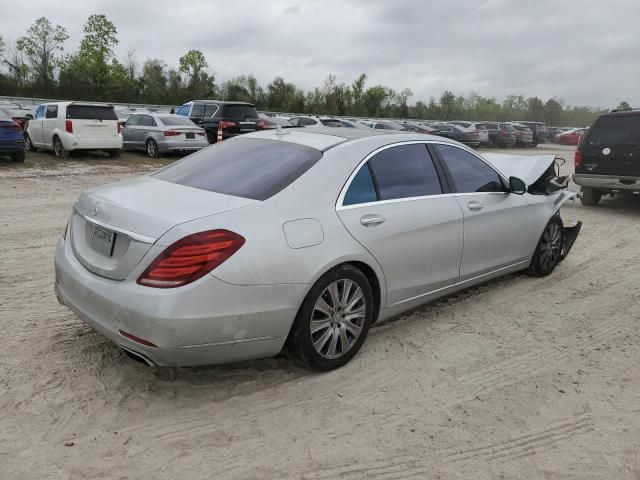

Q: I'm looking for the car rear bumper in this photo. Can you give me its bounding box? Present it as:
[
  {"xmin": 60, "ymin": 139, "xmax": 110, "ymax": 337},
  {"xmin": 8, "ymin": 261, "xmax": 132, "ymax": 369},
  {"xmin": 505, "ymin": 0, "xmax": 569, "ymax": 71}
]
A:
[
  {"xmin": 573, "ymin": 174, "xmax": 640, "ymax": 192},
  {"xmin": 53, "ymin": 236, "xmax": 307, "ymax": 367},
  {"xmin": 60, "ymin": 133, "xmax": 123, "ymax": 151},
  {"xmin": 157, "ymin": 138, "xmax": 209, "ymax": 153}
]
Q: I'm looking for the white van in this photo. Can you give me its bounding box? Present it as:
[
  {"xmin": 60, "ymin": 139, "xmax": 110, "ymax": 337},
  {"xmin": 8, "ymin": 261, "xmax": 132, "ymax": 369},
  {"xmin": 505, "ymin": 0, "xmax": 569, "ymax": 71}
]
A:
[{"xmin": 25, "ymin": 102, "xmax": 123, "ymax": 158}]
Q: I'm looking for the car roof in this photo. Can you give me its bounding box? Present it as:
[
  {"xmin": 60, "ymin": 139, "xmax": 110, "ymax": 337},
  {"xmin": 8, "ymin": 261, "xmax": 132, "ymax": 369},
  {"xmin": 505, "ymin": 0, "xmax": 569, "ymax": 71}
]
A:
[
  {"xmin": 245, "ymin": 126, "xmax": 448, "ymax": 151},
  {"xmin": 188, "ymin": 100, "xmax": 255, "ymax": 106}
]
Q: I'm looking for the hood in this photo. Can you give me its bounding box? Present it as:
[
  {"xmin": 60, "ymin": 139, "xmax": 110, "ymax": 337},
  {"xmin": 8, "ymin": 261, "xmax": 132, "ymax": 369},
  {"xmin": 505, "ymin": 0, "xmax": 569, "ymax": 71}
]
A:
[{"xmin": 482, "ymin": 153, "xmax": 556, "ymax": 186}]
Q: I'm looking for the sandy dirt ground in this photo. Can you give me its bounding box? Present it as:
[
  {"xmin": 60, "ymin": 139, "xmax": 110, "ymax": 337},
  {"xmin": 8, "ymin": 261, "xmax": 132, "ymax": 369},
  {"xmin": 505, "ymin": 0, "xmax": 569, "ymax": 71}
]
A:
[{"xmin": 1, "ymin": 146, "xmax": 639, "ymax": 479}]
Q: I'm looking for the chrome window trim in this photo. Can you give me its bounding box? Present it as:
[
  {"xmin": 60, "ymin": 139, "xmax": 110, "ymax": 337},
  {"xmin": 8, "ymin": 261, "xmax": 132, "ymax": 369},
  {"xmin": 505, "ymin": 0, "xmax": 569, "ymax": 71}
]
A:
[
  {"xmin": 73, "ymin": 208, "xmax": 157, "ymax": 244},
  {"xmin": 335, "ymin": 140, "xmax": 508, "ymax": 210}
]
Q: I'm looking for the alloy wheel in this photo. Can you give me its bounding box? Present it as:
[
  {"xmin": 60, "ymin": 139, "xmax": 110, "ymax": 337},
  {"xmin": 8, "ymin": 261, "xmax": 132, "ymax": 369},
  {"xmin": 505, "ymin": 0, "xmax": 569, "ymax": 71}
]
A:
[
  {"xmin": 54, "ymin": 139, "xmax": 62, "ymax": 157},
  {"xmin": 310, "ymin": 279, "xmax": 366, "ymax": 360},
  {"xmin": 147, "ymin": 140, "xmax": 157, "ymax": 158},
  {"xmin": 540, "ymin": 223, "xmax": 562, "ymax": 270}
]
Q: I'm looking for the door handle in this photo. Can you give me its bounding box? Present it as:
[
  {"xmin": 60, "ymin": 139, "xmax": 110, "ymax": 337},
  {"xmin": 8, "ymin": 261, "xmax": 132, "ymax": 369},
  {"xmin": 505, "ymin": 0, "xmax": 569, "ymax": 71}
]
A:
[
  {"xmin": 468, "ymin": 200, "xmax": 484, "ymax": 211},
  {"xmin": 360, "ymin": 214, "xmax": 385, "ymax": 227}
]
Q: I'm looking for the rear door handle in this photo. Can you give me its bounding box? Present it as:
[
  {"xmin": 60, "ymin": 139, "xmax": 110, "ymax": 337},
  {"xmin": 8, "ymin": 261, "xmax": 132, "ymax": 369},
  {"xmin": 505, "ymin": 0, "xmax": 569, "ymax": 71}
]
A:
[
  {"xmin": 360, "ymin": 214, "xmax": 386, "ymax": 226},
  {"xmin": 468, "ymin": 201, "xmax": 484, "ymax": 211}
]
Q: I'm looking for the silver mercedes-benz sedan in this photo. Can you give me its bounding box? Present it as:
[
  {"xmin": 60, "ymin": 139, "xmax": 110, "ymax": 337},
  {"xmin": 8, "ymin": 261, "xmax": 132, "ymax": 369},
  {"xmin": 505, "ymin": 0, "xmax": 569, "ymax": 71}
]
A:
[{"xmin": 54, "ymin": 128, "xmax": 581, "ymax": 371}]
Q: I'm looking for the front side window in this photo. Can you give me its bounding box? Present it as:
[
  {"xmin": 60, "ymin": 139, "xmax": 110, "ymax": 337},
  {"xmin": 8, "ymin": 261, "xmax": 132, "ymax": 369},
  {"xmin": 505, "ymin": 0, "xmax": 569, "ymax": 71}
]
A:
[
  {"xmin": 437, "ymin": 144, "xmax": 504, "ymax": 193},
  {"xmin": 35, "ymin": 105, "xmax": 45, "ymax": 118},
  {"xmin": 176, "ymin": 104, "xmax": 190, "ymax": 116},
  {"xmin": 46, "ymin": 105, "xmax": 58, "ymax": 119},
  {"xmin": 125, "ymin": 115, "xmax": 142, "ymax": 126},
  {"xmin": 368, "ymin": 144, "xmax": 442, "ymax": 200},
  {"xmin": 190, "ymin": 104, "xmax": 204, "ymax": 118}
]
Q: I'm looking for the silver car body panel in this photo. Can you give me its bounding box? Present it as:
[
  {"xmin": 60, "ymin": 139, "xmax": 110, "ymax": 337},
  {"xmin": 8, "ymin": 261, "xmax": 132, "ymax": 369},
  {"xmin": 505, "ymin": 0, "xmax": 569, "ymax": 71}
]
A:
[{"xmin": 55, "ymin": 128, "xmax": 578, "ymax": 366}]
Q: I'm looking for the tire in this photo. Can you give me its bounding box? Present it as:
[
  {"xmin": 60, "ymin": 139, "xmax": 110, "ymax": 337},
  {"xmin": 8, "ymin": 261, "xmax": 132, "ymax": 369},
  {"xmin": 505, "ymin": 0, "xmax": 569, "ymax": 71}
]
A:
[
  {"xmin": 146, "ymin": 139, "xmax": 160, "ymax": 158},
  {"xmin": 286, "ymin": 265, "xmax": 374, "ymax": 371},
  {"xmin": 580, "ymin": 187, "xmax": 601, "ymax": 206},
  {"xmin": 24, "ymin": 134, "xmax": 37, "ymax": 152},
  {"xmin": 11, "ymin": 150, "xmax": 25, "ymax": 163},
  {"xmin": 53, "ymin": 136, "xmax": 69, "ymax": 158},
  {"xmin": 108, "ymin": 149, "xmax": 122, "ymax": 158},
  {"xmin": 527, "ymin": 216, "xmax": 564, "ymax": 277}
]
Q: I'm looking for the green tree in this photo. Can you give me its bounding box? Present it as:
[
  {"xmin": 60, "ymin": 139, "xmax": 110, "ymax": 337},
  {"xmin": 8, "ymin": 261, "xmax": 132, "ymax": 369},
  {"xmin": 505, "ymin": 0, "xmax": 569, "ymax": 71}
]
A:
[
  {"xmin": 179, "ymin": 49, "xmax": 215, "ymax": 98},
  {"xmin": 527, "ymin": 97, "xmax": 544, "ymax": 121},
  {"xmin": 543, "ymin": 99, "xmax": 563, "ymax": 126},
  {"xmin": 140, "ymin": 58, "xmax": 168, "ymax": 104},
  {"xmin": 615, "ymin": 101, "xmax": 631, "ymax": 110},
  {"xmin": 17, "ymin": 17, "xmax": 68, "ymax": 96}
]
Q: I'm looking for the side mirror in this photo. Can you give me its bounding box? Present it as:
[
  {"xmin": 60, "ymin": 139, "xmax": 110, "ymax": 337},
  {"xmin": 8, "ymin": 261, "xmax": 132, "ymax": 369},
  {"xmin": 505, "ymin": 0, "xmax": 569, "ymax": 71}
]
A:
[{"xmin": 509, "ymin": 176, "xmax": 527, "ymax": 195}]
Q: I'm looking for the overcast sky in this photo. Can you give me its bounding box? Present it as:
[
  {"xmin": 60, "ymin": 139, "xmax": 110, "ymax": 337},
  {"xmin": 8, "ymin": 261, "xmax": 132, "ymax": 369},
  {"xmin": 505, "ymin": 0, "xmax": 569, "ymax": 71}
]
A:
[{"xmin": 4, "ymin": 0, "xmax": 639, "ymax": 108}]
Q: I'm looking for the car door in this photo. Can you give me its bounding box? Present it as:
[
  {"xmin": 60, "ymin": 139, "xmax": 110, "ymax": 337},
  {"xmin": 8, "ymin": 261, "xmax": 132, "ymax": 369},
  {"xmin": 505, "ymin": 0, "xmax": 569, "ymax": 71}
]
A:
[
  {"xmin": 29, "ymin": 105, "xmax": 46, "ymax": 146},
  {"xmin": 337, "ymin": 142, "xmax": 464, "ymax": 306},
  {"xmin": 121, "ymin": 115, "xmax": 142, "ymax": 149},
  {"xmin": 189, "ymin": 103, "xmax": 204, "ymax": 127},
  {"xmin": 42, "ymin": 104, "xmax": 59, "ymax": 148},
  {"xmin": 433, "ymin": 143, "xmax": 536, "ymax": 281},
  {"xmin": 138, "ymin": 115, "xmax": 157, "ymax": 147}
]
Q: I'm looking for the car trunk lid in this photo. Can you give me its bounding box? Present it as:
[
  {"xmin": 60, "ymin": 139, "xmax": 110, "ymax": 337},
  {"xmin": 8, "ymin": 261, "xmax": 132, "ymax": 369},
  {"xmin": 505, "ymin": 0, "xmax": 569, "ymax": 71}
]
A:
[
  {"xmin": 70, "ymin": 176, "xmax": 258, "ymax": 280},
  {"xmin": 221, "ymin": 104, "xmax": 259, "ymax": 134}
]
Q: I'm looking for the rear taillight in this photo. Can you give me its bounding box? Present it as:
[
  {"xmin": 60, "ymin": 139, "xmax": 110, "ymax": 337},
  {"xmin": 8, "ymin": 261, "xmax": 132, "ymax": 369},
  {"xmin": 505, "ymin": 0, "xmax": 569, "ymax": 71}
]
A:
[
  {"xmin": 65, "ymin": 120, "xmax": 73, "ymax": 134},
  {"xmin": 574, "ymin": 149, "xmax": 583, "ymax": 168},
  {"xmin": 163, "ymin": 130, "xmax": 181, "ymax": 137},
  {"xmin": 218, "ymin": 121, "xmax": 238, "ymax": 129},
  {"xmin": 137, "ymin": 229, "xmax": 245, "ymax": 288},
  {"xmin": 0, "ymin": 122, "xmax": 21, "ymax": 131},
  {"xmin": 117, "ymin": 121, "xmax": 123, "ymax": 134}
]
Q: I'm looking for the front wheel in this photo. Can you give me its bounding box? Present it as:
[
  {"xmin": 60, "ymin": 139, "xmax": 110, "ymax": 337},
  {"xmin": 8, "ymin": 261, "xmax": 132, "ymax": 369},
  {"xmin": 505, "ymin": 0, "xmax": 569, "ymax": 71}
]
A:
[
  {"xmin": 286, "ymin": 265, "xmax": 374, "ymax": 371},
  {"xmin": 24, "ymin": 134, "xmax": 37, "ymax": 152},
  {"xmin": 527, "ymin": 216, "xmax": 564, "ymax": 277}
]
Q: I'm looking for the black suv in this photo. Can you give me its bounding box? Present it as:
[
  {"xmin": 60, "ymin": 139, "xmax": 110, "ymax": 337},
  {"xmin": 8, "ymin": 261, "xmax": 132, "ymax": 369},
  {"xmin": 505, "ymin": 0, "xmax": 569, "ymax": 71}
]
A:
[
  {"xmin": 175, "ymin": 100, "xmax": 260, "ymax": 143},
  {"xmin": 573, "ymin": 109, "xmax": 640, "ymax": 205},
  {"xmin": 481, "ymin": 122, "xmax": 517, "ymax": 148}
]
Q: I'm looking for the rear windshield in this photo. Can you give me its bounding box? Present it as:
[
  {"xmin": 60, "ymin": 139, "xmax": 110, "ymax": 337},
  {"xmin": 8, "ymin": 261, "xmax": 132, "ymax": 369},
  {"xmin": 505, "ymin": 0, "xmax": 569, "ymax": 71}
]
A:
[
  {"xmin": 587, "ymin": 115, "xmax": 640, "ymax": 146},
  {"xmin": 222, "ymin": 105, "xmax": 259, "ymax": 120},
  {"xmin": 153, "ymin": 138, "xmax": 323, "ymax": 201},
  {"xmin": 320, "ymin": 120, "xmax": 344, "ymax": 127},
  {"xmin": 158, "ymin": 116, "xmax": 196, "ymax": 127},
  {"xmin": 66, "ymin": 105, "xmax": 117, "ymax": 121}
]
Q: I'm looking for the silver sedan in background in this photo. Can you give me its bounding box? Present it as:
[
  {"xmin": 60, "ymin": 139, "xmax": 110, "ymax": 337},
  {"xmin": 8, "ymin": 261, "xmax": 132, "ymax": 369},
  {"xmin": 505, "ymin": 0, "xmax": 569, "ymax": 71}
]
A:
[
  {"xmin": 122, "ymin": 113, "xmax": 209, "ymax": 157},
  {"xmin": 54, "ymin": 128, "xmax": 581, "ymax": 371}
]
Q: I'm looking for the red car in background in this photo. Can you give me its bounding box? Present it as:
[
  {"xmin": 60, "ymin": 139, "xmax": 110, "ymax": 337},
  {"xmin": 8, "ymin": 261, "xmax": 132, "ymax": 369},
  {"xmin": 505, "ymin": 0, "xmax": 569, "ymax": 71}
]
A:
[{"xmin": 556, "ymin": 128, "xmax": 587, "ymax": 145}]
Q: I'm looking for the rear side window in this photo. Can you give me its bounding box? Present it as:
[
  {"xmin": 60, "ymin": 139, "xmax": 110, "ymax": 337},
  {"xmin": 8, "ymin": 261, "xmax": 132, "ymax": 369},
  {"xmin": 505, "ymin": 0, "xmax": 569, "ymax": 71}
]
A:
[
  {"xmin": 587, "ymin": 115, "xmax": 640, "ymax": 146},
  {"xmin": 204, "ymin": 104, "xmax": 218, "ymax": 118},
  {"xmin": 153, "ymin": 138, "xmax": 323, "ymax": 201},
  {"xmin": 158, "ymin": 116, "xmax": 196, "ymax": 127},
  {"xmin": 343, "ymin": 164, "xmax": 377, "ymax": 206},
  {"xmin": 437, "ymin": 144, "xmax": 504, "ymax": 193},
  {"xmin": 368, "ymin": 144, "xmax": 442, "ymax": 200},
  {"xmin": 222, "ymin": 105, "xmax": 258, "ymax": 120},
  {"xmin": 66, "ymin": 105, "xmax": 117, "ymax": 121},
  {"xmin": 140, "ymin": 115, "xmax": 156, "ymax": 127},
  {"xmin": 320, "ymin": 120, "xmax": 344, "ymax": 127}
]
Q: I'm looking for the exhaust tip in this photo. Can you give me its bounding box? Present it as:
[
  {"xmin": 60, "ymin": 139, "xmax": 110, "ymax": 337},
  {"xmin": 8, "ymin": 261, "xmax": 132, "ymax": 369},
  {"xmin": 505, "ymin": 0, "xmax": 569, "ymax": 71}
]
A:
[{"xmin": 121, "ymin": 347, "xmax": 156, "ymax": 367}]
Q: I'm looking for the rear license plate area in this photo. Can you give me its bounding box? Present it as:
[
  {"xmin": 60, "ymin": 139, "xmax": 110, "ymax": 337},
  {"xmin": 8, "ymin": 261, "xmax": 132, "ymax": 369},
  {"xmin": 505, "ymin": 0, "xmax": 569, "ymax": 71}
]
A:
[
  {"xmin": 91, "ymin": 224, "xmax": 115, "ymax": 257},
  {"xmin": 185, "ymin": 132, "xmax": 195, "ymax": 139}
]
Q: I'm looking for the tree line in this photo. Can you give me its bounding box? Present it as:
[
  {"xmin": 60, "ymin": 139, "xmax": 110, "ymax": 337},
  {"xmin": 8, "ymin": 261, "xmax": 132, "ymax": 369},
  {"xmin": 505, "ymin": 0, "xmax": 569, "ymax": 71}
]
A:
[{"xmin": 0, "ymin": 15, "xmax": 626, "ymax": 126}]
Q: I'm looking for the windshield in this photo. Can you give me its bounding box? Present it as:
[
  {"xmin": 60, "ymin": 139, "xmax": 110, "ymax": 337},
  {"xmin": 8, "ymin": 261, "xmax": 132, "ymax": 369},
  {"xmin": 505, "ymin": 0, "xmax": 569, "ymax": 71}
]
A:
[{"xmin": 153, "ymin": 138, "xmax": 323, "ymax": 200}]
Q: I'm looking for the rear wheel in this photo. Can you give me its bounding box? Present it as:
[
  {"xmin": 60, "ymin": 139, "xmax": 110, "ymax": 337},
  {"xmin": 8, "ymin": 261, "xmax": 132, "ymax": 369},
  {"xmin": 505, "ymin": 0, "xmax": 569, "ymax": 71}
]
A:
[
  {"xmin": 527, "ymin": 216, "xmax": 564, "ymax": 277},
  {"xmin": 11, "ymin": 150, "xmax": 25, "ymax": 163},
  {"xmin": 53, "ymin": 136, "xmax": 69, "ymax": 158},
  {"xmin": 580, "ymin": 187, "xmax": 601, "ymax": 206},
  {"xmin": 286, "ymin": 265, "xmax": 374, "ymax": 371},
  {"xmin": 108, "ymin": 149, "xmax": 122, "ymax": 158},
  {"xmin": 146, "ymin": 139, "xmax": 160, "ymax": 158}
]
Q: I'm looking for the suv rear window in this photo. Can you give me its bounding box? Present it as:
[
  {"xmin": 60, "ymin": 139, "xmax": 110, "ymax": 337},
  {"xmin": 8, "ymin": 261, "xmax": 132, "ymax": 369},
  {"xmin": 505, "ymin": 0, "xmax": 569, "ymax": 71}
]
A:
[
  {"xmin": 153, "ymin": 138, "xmax": 322, "ymax": 201},
  {"xmin": 586, "ymin": 115, "xmax": 640, "ymax": 146},
  {"xmin": 66, "ymin": 105, "xmax": 117, "ymax": 121},
  {"xmin": 222, "ymin": 105, "xmax": 259, "ymax": 120}
]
